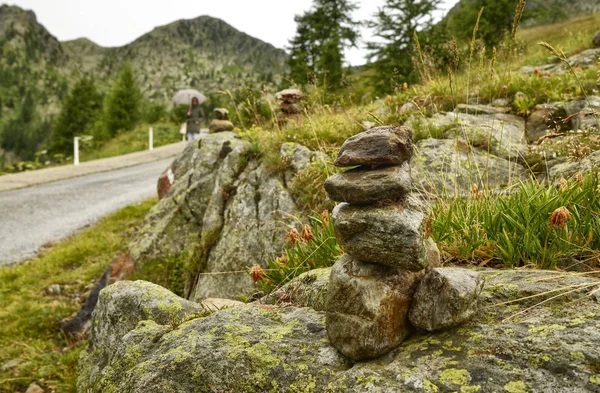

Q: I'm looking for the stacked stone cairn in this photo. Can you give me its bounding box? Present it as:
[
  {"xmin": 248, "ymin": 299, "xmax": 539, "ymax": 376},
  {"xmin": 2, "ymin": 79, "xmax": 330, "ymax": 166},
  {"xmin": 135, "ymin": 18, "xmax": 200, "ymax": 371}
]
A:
[
  {"xmin": 324, "ymin": 126, "xmax": 484, "ymax": 361},
  {"xmin": 208, "ymin": 108, "xmax": 235, "ymax": 133},
  {"xmin": 276, "ymin": 88, "xmax": 304, "ymax": 124}
]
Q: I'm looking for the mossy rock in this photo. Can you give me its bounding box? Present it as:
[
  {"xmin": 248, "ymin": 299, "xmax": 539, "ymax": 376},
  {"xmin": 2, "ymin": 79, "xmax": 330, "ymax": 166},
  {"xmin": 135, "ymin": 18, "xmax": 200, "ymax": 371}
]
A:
[{"xmin": 80, "ymin": 269, "xmax": 600, "ymax": 392}]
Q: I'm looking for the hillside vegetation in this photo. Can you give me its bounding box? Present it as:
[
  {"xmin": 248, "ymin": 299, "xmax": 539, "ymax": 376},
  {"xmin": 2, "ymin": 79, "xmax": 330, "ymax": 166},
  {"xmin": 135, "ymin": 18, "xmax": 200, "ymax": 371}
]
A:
[{"xmin": 0, "ymin": 5, "xmax": 286, "ymax": 168}]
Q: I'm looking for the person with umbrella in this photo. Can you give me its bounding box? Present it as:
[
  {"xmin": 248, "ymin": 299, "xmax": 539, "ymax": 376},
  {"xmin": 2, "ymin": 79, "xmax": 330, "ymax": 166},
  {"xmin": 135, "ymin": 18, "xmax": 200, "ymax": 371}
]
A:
[
  {"xmin": 186, "ymin": 96, "xmax": 205, "ymax": 141},
  {"xmin": 172, "ymin": 89, "xmax": 206, "ymax": 141}
]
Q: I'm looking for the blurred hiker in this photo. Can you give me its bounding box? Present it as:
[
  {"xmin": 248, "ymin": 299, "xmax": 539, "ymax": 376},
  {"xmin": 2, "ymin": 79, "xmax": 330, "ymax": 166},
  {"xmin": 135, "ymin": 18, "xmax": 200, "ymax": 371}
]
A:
[{"xmin": 186, "ymin": 97, "xmax": 204, "ymax": 141}]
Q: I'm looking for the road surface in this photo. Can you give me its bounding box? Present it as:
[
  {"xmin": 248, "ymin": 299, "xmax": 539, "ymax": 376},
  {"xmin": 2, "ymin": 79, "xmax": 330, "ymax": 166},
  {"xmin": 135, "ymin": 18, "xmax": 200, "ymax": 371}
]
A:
[{"xmin": 0, "ymin": 158, "xmax": 173, "ymax": 265}]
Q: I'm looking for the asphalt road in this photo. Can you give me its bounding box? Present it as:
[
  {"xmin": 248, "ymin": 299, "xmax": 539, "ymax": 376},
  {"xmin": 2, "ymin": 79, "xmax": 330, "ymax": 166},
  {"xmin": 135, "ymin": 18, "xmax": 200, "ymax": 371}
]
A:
[{"xmin": 0, "ymin": 158, "xmax": 173, "ymax": 265}]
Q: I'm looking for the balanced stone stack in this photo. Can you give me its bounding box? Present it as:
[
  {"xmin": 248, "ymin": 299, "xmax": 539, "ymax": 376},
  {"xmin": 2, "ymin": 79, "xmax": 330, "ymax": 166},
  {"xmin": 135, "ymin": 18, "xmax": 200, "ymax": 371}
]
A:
[
  {"xmin": 324, "ymin": 126, "xmax": 442, "ymax": 361},
  {"xmin": 208, "ymin": 108, "xmax": 235, "ymax": 133},
  {"xmin": 275, "ymin": 88, "xmax": 305, "ymax": 115}
]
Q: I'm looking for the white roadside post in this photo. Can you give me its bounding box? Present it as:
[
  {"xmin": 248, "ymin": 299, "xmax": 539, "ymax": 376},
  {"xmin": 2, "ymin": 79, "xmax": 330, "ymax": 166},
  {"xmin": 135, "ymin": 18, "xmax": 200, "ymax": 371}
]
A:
[
  {"xmin": 149, "ymin": 127, "xmax": 154, "ymax": 151},
  {"xmin": 74, "ymin": 137, "xmax": 80, "ymax": 166}
]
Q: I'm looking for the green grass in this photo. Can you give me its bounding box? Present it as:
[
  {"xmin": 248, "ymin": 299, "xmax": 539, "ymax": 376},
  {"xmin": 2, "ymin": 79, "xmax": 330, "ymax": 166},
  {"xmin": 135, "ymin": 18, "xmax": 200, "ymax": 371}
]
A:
[
  {"xmin": 517, "ymin": 13, "xmax": 600, "ymax": 65},
  {"xmin": 0, "ymin": 199, "xmax": 156, "ymax": 393},
  {"xmin": 81, "ymin": 122, "xmax": 182, "ymax": 162},
  {"xmin": 431, "ymin": 173, "xmax": 600, "ymax": 269}
]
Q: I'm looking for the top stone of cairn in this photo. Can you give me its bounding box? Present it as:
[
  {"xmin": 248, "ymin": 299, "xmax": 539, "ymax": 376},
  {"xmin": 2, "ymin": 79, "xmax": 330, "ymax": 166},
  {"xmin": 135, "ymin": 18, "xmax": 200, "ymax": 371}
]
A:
[{"xmin": 334, "ymin": 126, "xmax": 413, "ymax": 167}]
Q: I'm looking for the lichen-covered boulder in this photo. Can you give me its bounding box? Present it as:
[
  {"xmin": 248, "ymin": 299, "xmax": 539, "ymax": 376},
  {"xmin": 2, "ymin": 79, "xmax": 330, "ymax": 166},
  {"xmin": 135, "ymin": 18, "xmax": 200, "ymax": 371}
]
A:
[
  {"xmin": 80, "ymin": 271, "xmax": 600, "ymax": 392},
  {"xmin": 89, "ymin": 281, "xmax": 202, "ymax": 357},
  {"xmin": 411, "ymin": 138, "xmax": 529, "ymax": 196},
  {"xmin": 334, "ymin": 126, "xmax": 413, "ymax": 167},
  {"xmin": 332, "ymin": 198, "xmax": 431, "ymax": 271},
  {"xmin": 79, "ymin": 280, "xmax": 351, "ymax": 393},
  {"xmin": 324, "ymin": 162, "xmax": 412, "ymax": 204},
  {"xmin": 326, "ymin": 254, "xmax": 423, "ymax": 360},
  {"xmin": 443, "ymin": 113, "xmax": 528, "ymax": 162},
  {"xmin": 548, "ymin": 150, "xmax": 600, "ymax": 180},
  {"xmin": 409, "ymin": 268, "xmax": 484, "ymax": 331},
  {"xmin": 127, "ymin": 132, "xmax": 309, "ymax": 301}
]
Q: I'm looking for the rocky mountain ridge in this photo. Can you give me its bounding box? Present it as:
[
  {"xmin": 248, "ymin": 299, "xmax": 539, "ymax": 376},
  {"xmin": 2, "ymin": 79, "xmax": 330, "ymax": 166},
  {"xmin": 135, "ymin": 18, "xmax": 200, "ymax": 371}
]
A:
[{"xmin": 0, "ymin": 5, "xmax": 287, "ymax": 113}]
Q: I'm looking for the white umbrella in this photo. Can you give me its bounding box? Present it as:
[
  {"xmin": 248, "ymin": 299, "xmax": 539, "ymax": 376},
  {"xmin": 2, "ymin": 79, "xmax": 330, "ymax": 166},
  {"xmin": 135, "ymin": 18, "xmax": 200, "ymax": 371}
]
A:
[{"xmin": 172, "ymin": 89, "xmax": 206, "ymax": 106}]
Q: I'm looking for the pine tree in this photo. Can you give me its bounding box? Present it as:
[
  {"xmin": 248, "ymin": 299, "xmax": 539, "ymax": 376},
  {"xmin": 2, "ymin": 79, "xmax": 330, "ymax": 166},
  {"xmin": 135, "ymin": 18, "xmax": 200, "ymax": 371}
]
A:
[
  {"xmin": 50, "ymin": 76, "xmax": 102, "ymax": 154},
  {"xmin": 367, "ymin": 0, "xmax": 441, "ymax": 94},
  {"xmin": 287, "ymin": 0, "xmax": 360, "ymax": 90},
  {"xmin": 0, "ymin": 91, "xmax": 48, "ymax": 159},
  {"xmin": 104, "ymin": 63, "xmax": 142, "ymax": 136},
  {"xmin": 446, "ymin": 0, "xmax": 522, "ymax": 47}
]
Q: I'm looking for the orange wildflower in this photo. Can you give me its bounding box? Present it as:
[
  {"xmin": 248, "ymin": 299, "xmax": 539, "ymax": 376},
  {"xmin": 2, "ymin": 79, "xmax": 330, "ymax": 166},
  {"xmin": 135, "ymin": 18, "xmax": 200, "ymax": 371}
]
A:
[
  {"xmin": 286, "ymin": 228, "xmax": 301, "ymax": 245},
  {"xmin": 549, "ymin": 206, "xmax": 572, "ymax": 229},
  {"xmin": 249, "ymin": 264, "xmax": 265, "ymax": 284},
  {"xmin": 301, "ymin": 224, "xmax": 314, "ymax": 242}
]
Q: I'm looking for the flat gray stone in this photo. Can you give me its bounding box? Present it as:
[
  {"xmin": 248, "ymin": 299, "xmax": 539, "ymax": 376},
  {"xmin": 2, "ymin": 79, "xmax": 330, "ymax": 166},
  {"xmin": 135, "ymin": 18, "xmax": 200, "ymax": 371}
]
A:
[
  {"xmin": 332, "ymin": 199, "xmax": 430, "ymax": 271},
  {"xmin": 409, "ymin": 268, "xmax": 484, "ymax": 331},
  {"xmin": 334, "ymin": 126, "xmax": 413, "ymax": 167},
  {"xmin": 324, "ymin": 162, "xmax": 411, "ymax": 204},
  {"xmin": 326, "ymin": 254, "xmax": 423, "ymax": 361}
]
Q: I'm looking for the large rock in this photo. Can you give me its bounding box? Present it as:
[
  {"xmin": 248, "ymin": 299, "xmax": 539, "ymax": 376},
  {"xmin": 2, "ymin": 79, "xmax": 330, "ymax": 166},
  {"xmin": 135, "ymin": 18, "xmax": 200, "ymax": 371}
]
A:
[
  {"xmin": 80, "ymin": 270, "xmax": 600, "ymax": 392},
  {"xmin": 156, "ymin": 167, "xmax": 174, "ymax": 200},
  {"xmin": 89, "ymin": 281, "xmax": 202, "ymax": 357},
  {"xmin": 208, "ymin": 119, "xmax": 235, "ymax": 133},
  {"xmin": 565, "ymin": 96, "xmax": 600, "ymax": 132},
  {"xmin": 326, "ymin": 254, "xmax": 423, "ymax": 361},
  {"xmin": 443, "ymin": 112, "xmax": 528, "ymax": 162},
  {"xmin": 334, "ymin": 126, "xmax": 413, "ymax": 167},
  {"xmin": 128, "ymin": 132, "xmax": 304, "ymax": 301},
  {"xmin": 548, "ymin": 150, "xmax": 600, "ymax": 180},
  {"xmin": 594, "ymin": 31, "xmax": 600, "ymax": 47},
  {"xmin": 411, "ymin": 138, "xmax": 529, "ymax": 196},
  {"xmin": 454, "ymin": 103, "xmax": 511, "ymax": 115},
  {"xmin": 526, "ymin": 101, "xmax": 570, "ymax": 143},
  {"xmin": 324, "ymin": 162, "xmax": 412, "ymax": 204},
  {"xmin": 332, "ymin": 199, "xmax": 431, "ymax": 271},
  {"xmin": 409, "ymin": 268, "xmax": 484, "ymax": 331},
  {"xmin": 521, "ymin": 49, "xmax": 600, "ymax": 75},
  {"xmin": 213, "ymin": 108, "xmax": 229, "ymax": 120}
]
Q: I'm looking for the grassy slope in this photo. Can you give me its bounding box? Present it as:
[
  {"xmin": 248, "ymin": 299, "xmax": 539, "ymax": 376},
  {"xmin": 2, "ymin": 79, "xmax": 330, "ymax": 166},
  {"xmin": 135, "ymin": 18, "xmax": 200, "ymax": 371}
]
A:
[
  {"xmin": 0, "ymin": 199, "xmax": 156, "ymax": 393},
  {"xmin": 80, "ymin": 122, "xmax": 182, "ymax": 162},
  {"xmin": 250, "ymin": 12, "xmax": 600, "ymax": 272}
]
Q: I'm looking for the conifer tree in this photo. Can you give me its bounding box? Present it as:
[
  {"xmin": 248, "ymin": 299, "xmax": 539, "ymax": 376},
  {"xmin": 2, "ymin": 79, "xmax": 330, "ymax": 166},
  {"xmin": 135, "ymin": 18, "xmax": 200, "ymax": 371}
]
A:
[
  {"xmin": 367, "ymin": 0, "xmax": 441, "ymax": 94},
  {"xmin": 287, "ymin": 0, "xmax": 360, "ymax": 90},
  {"xmin": 50, "ymin": 76, "xmax": 102, "ymax": 154},
  {"xmin": 0, "ymin": 91, "xmax": 48, "ymax": 159},
  {"xmin": 104, "ymin": 63, "xmax": 142, "ymax": 136},
  {"xmin": 446, "ymin": 0, "xmax": 521, "ymax": 47}
]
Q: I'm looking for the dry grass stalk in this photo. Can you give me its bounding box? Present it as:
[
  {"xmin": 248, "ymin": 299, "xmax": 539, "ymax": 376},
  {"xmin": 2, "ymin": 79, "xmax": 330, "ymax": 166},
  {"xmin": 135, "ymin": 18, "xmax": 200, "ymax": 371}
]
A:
[{"xmin": 511, "ymin": 0, "xmax": 528, "ymax": 41}]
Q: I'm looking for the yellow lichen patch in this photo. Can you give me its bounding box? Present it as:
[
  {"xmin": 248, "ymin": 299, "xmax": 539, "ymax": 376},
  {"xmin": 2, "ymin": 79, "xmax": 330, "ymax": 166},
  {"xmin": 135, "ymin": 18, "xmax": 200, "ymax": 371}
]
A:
[
  {"xmin": 423, "ymin": 378, "xmax": 439, "ymax": 392},
  {"xmin": 504, "ymin": 380, "xmax": 528, "ymax": 393},
  {"xmin": 590, "ymin": 375, "xmax": 600, "ymax": 385},
  {"xmin": 259, "ymin": 321, "xmax": 298, "ymax": 342},
  {"xmin": 461, "ymin": 386, "xmax": 481, "ymax": 393},
  {"xmin": 569, "ymin": 313, "xmax": 595, "ymax": 326},
  {"xmin": 467, "ymin": 332, "xmax": 483, "ymax": 342},
  {"xmin": 527, "ymin": 324, "xmax": 566, "ymax": 337},
  {"xmin": 439, "ymin": 368, "xmax": 471, "ymax": 386},
  {"xmin": 570, "ymin": 351, "xmax": 585, "ymax": 360}
]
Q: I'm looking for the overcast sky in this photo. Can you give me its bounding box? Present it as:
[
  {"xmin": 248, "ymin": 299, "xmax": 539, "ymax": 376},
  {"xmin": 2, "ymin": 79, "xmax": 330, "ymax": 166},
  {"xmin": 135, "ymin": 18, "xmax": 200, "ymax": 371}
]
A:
[{"xmin": 3, "ymin": 0, "xmax": 458, "ymax": 66}]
